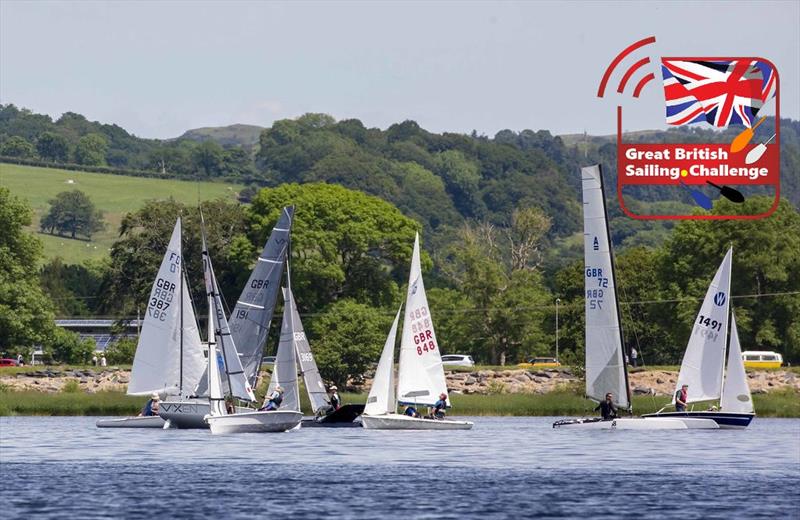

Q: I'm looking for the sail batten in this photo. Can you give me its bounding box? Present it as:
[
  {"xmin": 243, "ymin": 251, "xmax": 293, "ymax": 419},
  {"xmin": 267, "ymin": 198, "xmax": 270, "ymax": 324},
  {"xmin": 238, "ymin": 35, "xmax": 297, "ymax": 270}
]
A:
[{"xmin": 581, "ymin": 165, "xmax": 630, "ymax": 409}]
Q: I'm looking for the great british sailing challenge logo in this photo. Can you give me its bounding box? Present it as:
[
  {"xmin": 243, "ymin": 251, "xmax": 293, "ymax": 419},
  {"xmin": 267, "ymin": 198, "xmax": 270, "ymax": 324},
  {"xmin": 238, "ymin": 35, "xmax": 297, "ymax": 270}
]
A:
[{"xmin": 597, "ymin": 36, "xmax": 781, "ymax": 220}]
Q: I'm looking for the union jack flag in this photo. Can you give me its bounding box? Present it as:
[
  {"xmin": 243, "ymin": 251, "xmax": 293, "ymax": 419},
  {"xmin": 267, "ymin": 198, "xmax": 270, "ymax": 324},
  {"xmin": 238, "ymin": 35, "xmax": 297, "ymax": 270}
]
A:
[{"xmin": 661, "ymin": 59, "xmax": 776, "ymax": 128}]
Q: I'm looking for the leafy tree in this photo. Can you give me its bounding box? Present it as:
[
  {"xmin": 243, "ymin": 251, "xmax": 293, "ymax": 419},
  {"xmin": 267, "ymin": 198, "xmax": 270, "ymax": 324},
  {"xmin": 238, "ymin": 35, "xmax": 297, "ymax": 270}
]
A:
[
  {"xmin": 103, "ymin": 198, "xmax": 248, "ymax": 314},
  {"xmin": 249, "ymin": 183, "xmax": 424, "ymax": 310},
  {"xmin": 192, "ymin": 140, "xmax": 224, "ymax": 177},
  {"xmin": 309, "ymin": 299, "xmax": 393, "ymax": 387},
  {"xmin": 36, "ymin": 131, "xmax": 70, "ymax": 162},
  {"xmin": 40, "ymin": 258, "xmax": 107, "ymax": 316},
  {"xmin": 1, "ymin": 135, "xmax": 36, "ymax": 158},
  {"xmin": 48, "ymin": 327, "xmax": 95, "ymax": 364},
  {"xmin": 74, "ymin": 133, "xmax": 108, "ymax": 166},
  {"xmin": 0, "ymin": 188, "xmax": 55, "ymax": 349},
  {"xmin": 40, "ymin": 190, "xmax": 106, "ymax": 239},
  {"xmin": 104, "ymin": 338, "xmax": 137, "ymax": 364}
]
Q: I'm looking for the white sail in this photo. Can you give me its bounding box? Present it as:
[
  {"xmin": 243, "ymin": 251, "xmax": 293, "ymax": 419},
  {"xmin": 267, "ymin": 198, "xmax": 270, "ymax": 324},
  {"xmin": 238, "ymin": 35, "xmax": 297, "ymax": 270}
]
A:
[
  {"xmin": 721, "ymin": 313, "xmax": 753, "ymax": 413},
  {"xmin": 267, "ymin": 288, "xmax": 301, "ymax": 412},
  {"xmin": 129, "ymin": 218, "xmax": 188, "ymax": 396},
  {"xmin": 178, "ymin": 271, "xmax": 206, "ymax": 396},
  {"xmin": 287, "ymin": 287, "xmax": 329, "ymax": 414},
  {"xmin": 364, "ymin": 308, "xmax": 401, "ymax": 416},
  {"xmin": 675, "ymin": 248, "xmax": 732, "ymax": 403},
  {"xmin": 202, "ymin": 239, "xmax": 226, "ymax": 416},
  {"xmin": 397, "ymin": 234, "xmax": 449, "ymax": 408},
  {"xmin": 581, "ymin": 165, "xmax": 629, "ymax": 409}
]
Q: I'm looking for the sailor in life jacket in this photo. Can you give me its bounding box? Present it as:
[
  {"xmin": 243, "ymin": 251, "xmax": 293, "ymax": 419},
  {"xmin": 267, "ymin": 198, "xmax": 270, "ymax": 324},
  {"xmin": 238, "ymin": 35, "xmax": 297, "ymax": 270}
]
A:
[
  {"xmin": 261, "ymin": 386, "xmax": 284, "ymax": 411},
  {"xmin": 675, "ymin": 384, "xmax": 689, "ymax": 412}
]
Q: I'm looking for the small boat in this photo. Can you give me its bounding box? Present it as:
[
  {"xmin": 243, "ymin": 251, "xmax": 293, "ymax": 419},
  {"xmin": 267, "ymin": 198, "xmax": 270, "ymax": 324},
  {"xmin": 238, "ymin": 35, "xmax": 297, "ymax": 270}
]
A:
[
  {"xmin": 96, "ymin": 416, "xmax": 165, "ymax": 428},
  {"xmin": 553, "ymin": 166, "xmax": 716, "ymax": 430},
  {"xmin": 163, "ymin": 207, "xmax": 294, "ymax": 429},
  {"xmin": 97, "ymin": 217, "xmax": 206, "ymax": 429},
  {"xmin": 642, "ymin": 254, "xmax": 755, "ymax": 429},
  {"xmin": 362, "ymin": 234, "xmax": 473, "ymax": 431},
  {"xmin": 201, "ymin": 228, "xmax": 300, "ymax": 434}
]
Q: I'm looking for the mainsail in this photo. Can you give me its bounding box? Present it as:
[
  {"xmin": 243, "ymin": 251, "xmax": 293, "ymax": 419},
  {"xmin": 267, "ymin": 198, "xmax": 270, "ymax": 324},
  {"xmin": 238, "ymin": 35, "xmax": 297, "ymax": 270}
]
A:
[
  {"xmin": 195, "ymin": 206, "xmax": 293, "ymax": 395},
  {"xmin": 129, "ymin": 218, "xmax": 205, "ymax": 396},
  {"xmin": 720, "ymin": 313, "xmax": 753, "ymax": 413},
  {"xmin": 202, "ymin": 234, "xmax": 227, "ymax": 416},
  {"xmin": 266, "ymin": 288, "xmax": 301, "ymax": 412},
  {"xmin": 581, "ymin": 165, "xmax": 630, "ymax": 409},
  {"xmin": 286, "ymin": 287, "xmax": 329, "ymax": 414},
  {"xmin": 397, "ymin": 233, "xmax": 449, "ymax": 408},
  {"xmin": 364, "ymin": 308, "xmax": 401, "ymax": 416},
  {"xmin": 675, "ymin": 248, "xmax": 732, "ymax": 403}
]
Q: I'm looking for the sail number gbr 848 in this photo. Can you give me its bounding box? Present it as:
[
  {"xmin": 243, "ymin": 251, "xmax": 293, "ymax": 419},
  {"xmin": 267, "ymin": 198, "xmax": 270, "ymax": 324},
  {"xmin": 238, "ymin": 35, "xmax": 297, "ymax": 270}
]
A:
[
  {"xmin": 586, "ymin": 267, "xmax": 609, "ymax": 310},
  {"xmin": 410, "ymin": 306, "xmax": 437, "ymax": 356}
]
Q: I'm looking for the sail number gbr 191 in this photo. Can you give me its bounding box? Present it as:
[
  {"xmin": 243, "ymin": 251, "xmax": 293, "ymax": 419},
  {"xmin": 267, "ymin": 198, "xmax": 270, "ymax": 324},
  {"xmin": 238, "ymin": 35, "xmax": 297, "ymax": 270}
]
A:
[
  {"xmin": 409, "ymin": 306, "xmax": 436, "ymax": 356},
  {"xmin": 585, "ymin": 267, "xmax": 609, "ymax": 310}
]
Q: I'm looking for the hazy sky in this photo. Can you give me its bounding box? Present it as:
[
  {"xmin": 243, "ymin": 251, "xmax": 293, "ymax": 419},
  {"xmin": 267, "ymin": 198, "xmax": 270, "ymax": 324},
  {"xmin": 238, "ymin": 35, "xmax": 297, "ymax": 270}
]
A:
[{"xmin": 1, "ymin": 1, "xmax": 797, "ymax": 139}]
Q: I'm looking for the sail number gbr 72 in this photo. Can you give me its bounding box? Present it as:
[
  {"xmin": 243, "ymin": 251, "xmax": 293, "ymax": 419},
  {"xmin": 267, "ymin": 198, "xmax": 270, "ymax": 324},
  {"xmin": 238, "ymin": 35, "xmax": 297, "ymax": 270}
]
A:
[{"xmin": 586, "ymin": 267, "xmax": 609, "ymax": 310}]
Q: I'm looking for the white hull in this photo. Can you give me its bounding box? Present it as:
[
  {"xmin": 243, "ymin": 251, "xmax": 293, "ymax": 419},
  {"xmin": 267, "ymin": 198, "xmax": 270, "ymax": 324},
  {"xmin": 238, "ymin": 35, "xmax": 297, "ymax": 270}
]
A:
[
  {"xmin": 96, "ymin": 416, "xmax": 165, "ymax": 428},
  {"xmin": 553, "ymin": 417, "xmax": 719, "ymax": 430},
  {"xmin": 362, "ymin": 413, "xmax": 473, "ymax": 430},
  {"xmin": 205, "ymin": 410, "xmax": 302, "ymax": 434},
  {"xmin": 159, "ymin": 400, "xmax": 252, "ymax": 429}
]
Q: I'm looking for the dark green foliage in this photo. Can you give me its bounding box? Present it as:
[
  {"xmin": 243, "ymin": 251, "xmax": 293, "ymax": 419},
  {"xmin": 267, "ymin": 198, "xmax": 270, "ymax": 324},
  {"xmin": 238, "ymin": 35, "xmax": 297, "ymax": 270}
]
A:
[
  {"xmin": 0, "ymin": 135, "xmax": 36, "ymax": 158},
  {"xmin": 40, "ymin": 190, "xmax": 106, "ymax": 239},
  {"xmin": 36, "ymin": 131, "xmax": 70, "ymax": 162},
  {"xmin": 47, "ymin": 327, "xmax": 95, "ymax": 364},
  {"xmin": 104, "ymin": 338, "xmax": 137, "ymax": 364}
]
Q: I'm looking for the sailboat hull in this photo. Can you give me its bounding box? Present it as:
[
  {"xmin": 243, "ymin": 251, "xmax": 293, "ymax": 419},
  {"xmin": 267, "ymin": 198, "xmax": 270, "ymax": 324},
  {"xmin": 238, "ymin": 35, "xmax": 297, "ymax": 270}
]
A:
[
  {"xmin": 301, "ymin": 404, "xmax": 365, "ymax": 428},
  {"xmin": 205, "ymin": 410, "xmax": 302, "ymax": 434},
  {"xmin": 96, "ymin": 416, "xmax": 165, "ymax": 428},
  {"xmin": 159, "ymin": 400, "xmax": 254, "ymax": 429},
  {"xmin": 362, "ymin": 413, "xmax": 473, "ymax": 430},
  {"xmin": 641, "ymin": 411, "xmax": 754, "ymax": 429},
  {"xmin": 553, "ymin": 417, "xmax": 719, "ymax": 430}
]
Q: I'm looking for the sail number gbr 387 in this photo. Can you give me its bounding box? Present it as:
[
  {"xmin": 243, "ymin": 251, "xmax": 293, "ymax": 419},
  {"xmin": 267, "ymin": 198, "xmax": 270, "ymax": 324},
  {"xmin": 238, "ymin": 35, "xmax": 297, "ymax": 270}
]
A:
[{"xmin": 148, "ymin": 252, "xmax": 180, "ymax": 321}]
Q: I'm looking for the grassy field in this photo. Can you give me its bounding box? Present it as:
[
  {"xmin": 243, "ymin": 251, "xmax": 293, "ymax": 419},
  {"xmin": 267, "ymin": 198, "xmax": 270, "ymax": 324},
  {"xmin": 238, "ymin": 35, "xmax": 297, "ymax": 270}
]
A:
[
  {"xmin": 0, "ymin": 163, "xmax": 244, "ymax": 264},
  {"xmin": 2, "ymin": 387, "xmax": 797, "ymax": 418}
]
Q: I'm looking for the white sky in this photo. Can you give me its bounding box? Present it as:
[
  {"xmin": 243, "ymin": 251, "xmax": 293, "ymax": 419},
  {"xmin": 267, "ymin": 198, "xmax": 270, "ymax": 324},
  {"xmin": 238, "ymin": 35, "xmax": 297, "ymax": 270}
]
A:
[{"xmin": 1, "ymin": 0, "xmax": 797, "ymax": 139}]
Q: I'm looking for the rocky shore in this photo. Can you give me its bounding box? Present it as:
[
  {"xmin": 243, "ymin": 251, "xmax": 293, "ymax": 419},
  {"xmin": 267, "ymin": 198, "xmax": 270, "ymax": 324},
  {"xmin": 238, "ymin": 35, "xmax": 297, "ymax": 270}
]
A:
[{"xmin": 2, "ymin": 366, "xmax": 798, "ymax": 396}]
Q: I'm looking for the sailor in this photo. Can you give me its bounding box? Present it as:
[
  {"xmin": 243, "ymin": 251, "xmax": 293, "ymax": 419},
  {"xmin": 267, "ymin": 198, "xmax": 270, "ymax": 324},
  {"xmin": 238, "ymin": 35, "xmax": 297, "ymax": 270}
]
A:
[
  {"xmin": 675, "ymin": 384, "xmax": 689, "ymax": 412},
  {"xmin": 328, "ymin": 385, "xmax": 341, "ymax": 411},
  {"xmin": 432, "ymin": 393, "xmax": 448, "ymax": 419},
  {"xmin": 139, "ymin": 393, "xmax": 160, "ymax": 417},
  {"xmin": 404, "ymin": 405, "xmax": 419, "ymax": 418},
  {"xmin": 261, "ymin": 386, "xmax": 284, "ymax": 411},
  {"xmin": 595, "ymin": 392, "xmax": 618, "ymax": 420}
]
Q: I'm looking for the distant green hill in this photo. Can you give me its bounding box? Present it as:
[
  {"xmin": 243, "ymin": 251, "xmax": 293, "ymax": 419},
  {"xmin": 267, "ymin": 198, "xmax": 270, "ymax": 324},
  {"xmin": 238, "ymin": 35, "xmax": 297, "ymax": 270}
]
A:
[
  {"xmin": 0, "ymin": 163, "xmax": 243, "ymax": 263},
  {"xmin": 176, "ymin": 124, "xmax": 265, "ymax": 147}
]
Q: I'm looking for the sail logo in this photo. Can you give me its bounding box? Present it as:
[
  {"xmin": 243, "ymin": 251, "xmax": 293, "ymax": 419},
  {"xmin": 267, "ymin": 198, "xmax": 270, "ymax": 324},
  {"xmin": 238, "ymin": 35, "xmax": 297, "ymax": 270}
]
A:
[
  {"xmin": 714, "ymin": 292, "xmax": 727, "ymax": 306},
  {"xmin": 598, "ymin": 36, "xmax": 781, "ymax": 220},
  {"xmin": 593, "ymin": 236, "xmax": 599, "ymax": 251}
]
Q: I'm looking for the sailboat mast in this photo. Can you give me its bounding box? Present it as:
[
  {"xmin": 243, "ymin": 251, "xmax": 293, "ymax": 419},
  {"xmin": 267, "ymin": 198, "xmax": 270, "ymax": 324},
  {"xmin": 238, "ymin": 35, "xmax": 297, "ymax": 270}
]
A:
[
  {"xmin": 179, "ymin": 219, "xmax": 184, "ymax": 396},
  {"xmin": 597, "ymin": 165, "xmax": 632, "ymax": 411}
]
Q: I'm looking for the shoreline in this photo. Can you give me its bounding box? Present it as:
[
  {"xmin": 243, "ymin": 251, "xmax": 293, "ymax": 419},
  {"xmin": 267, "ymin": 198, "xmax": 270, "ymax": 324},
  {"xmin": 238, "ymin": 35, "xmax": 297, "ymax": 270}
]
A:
[{"xmin": 1, "ymin": 388, "xmax": 797, "ymax": 418}]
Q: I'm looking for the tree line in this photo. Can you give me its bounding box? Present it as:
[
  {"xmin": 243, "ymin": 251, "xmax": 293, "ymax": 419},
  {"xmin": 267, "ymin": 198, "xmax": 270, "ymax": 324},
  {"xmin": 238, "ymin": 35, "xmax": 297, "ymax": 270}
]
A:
[{"xmin": 2, "ymin": 183, "xmax": 798, "ymax": 382}]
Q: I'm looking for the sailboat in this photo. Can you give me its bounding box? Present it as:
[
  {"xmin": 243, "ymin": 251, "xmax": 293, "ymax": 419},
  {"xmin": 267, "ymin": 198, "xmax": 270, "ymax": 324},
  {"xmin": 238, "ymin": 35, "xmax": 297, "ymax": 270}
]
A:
[
  {"xmin": 553, "ymin": 165, "xmax": 718, "ymax": 430},
  {"xmin": 361, "ymin": 234, "xmax": 473, "ymax": 430},
  {"xmin": 270, "ymin": 286, "xmax": 364, "ymax": 427},
  {"xmin": 201, "ymin": 230, "xmax": 302, "ymax": 434},
  {"xmin": 642, "ymin": 249, "xmax": 755, "ymax": 428},
  {"xmin": 160, "ymin": 207, "xmax": 293, "ymax": 429},
  {"xmin": 97, "ymin": 218, "xmax": 206, "ymax": 428}
]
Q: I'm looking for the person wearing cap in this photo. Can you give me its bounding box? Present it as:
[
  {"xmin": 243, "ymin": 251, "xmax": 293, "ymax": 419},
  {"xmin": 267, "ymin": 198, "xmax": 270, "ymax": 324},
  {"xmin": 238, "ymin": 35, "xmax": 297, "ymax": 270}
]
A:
[
  {"xmin": 432, "ymin": 392, "xmax": 448, "ymax": 419},
  {"xmin": 139, "ymin": 393, "xmax": 160, "ymax": 417},
  {"xmin": 328, "ymin": 386, "xmax": 341, "ymax": 412},
  {"xmin": 675, "ymin": 384, "xmax": 689, "ymax": 412},
  {"xmin": 260, "ymin": 386, "xmax": 284, "ymax": 411},
  {"xmin": 595, "ymin": 392, "xmax": 618, "ymax": 420}
]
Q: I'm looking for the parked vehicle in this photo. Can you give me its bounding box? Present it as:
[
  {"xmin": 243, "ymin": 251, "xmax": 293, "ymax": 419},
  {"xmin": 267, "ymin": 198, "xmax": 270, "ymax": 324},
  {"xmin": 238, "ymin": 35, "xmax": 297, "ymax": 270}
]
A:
[
  {"xmin": 741, "ymin": 351, "xmax": 783, "ymax": 369},
  {"xmin": 518, "ymin": 357, "xmax": 561, "ymax": 368},
  {"xmin": 0, "ymin": 358, "xmax": 17, "ymax": 367},
  {"xmin": 261, "ymin": 356, "xmax": 277, "ymax": 366},
  {"xmin": 441, "ymin": 354, "xmax": 475, "ymax": 367}
]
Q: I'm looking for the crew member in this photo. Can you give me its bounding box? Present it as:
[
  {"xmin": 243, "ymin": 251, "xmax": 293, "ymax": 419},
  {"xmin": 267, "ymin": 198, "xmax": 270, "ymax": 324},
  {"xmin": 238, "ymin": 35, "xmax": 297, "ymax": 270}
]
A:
[
  {"xmin": 675, "ymin": 384, "xmax": 689, "ymax": 412},
  {"xmin": 328, "ymin": 385, "xmax": 341, "ymax": 411},
  {"xmin": 139, "ymin": 393, "xmax": 160, "ymax": 417},
  {"xmin": 260, "ymin": 386, "xmax": 284, "ymax": 411},
  {"xmin": 595, "ymin": 392, "xmax": 618, "ymax": 420},
  {"xmin": 432, "ymin": 393, "xmax": 448, "ymax": 419}
]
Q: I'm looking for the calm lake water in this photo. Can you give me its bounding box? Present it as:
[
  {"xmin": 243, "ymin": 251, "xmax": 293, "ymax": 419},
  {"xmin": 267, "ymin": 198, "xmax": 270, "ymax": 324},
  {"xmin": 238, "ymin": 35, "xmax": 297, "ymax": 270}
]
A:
[{"xmin": 1, "ymin": 416, "xmax": 798, "ymax": 519}]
